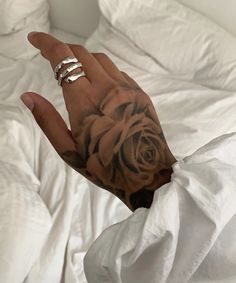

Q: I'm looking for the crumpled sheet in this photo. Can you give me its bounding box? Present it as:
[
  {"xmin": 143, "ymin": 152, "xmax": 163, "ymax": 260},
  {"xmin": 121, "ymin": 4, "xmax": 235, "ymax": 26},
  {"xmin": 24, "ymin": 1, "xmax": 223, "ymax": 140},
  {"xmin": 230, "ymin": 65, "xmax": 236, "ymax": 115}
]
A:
[
  {"xmin": 1, "ymin": 0, "xmax": 236, "ymax": 280},
  {"xmin": 84, "ymin": 132, "xmax": 236, "ymax": 283}
]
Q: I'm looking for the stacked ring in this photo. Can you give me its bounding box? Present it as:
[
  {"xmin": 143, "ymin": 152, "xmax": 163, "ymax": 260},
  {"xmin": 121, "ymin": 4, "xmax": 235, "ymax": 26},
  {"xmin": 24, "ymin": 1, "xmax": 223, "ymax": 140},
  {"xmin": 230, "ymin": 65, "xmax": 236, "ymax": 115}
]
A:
[
  {"xmin": 54, "ymin": 56, "xmax": 86, "ymax": 86},
  {"xmin": 58, "ymin": 62, "xmax": 83, "ymax": 86},
  {"xmin": 64, "ymin": 71, "xmax": 86, "ymax": 84}
]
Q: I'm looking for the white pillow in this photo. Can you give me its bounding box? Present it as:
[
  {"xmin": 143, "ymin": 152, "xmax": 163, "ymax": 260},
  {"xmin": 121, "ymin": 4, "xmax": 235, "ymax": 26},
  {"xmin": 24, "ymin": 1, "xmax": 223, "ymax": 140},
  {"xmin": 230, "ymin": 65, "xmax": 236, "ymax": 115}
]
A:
[
  {"xmin": 98, "ymin": 0, "xmax": 236, "ymax": 91},
  {"xmin": 0, "ymin": 0, "xmax": 46, "ymax": 34},
  {"xmin": 0, "ymin": 1, "xmax": 50, "ymax": 59},
  {"xmin": 178, "ymin": 0, "xmax": 236, "ymax": 38}
]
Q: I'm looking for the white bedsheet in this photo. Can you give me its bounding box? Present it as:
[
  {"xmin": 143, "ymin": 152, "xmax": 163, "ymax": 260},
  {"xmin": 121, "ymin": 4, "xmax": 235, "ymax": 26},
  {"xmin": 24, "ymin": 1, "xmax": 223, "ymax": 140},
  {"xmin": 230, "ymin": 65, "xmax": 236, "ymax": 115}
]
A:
[
  {"xmin": 85, "ymin": 132, "xmax": 236, "ymax": 283},
  {"xmin": 0, "ymin": 0, "xmax": 236, "ymax": 281}
]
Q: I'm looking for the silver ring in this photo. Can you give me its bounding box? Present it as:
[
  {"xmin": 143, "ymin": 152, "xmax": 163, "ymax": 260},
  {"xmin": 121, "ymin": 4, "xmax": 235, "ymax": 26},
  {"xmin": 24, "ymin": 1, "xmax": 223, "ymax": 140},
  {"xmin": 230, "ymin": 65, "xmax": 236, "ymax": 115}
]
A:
[
  {"xmin": 58, "ymin": 62, "xmax": 83, "ymax": 86},
  {"xmin": 64, "ymin": 71, "xmax": 86, "ymax": 84},
  {"xmin": 54, "ymin": 56, "xmax": 78, "ymax": 79}
]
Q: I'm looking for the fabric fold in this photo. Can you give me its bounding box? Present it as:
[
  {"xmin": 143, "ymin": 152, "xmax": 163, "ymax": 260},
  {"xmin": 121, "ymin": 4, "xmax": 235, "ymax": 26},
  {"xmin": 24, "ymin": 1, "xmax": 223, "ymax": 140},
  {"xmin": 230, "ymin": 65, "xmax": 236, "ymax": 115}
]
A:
[{"xmin": 84, "ymin": 132, "xmax": 236, "ymax": 283}]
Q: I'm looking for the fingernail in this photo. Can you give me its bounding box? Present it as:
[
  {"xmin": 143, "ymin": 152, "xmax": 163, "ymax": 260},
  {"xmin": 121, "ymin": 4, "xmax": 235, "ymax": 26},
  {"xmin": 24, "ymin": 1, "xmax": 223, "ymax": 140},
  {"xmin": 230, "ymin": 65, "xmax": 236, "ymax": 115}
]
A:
[
  {"xmin": 20, "ymin": 94, "xmax": 34, "ymax": 111},
  {"xmin": 28, "ymin": 31, "xmax": 39, "ymax": 43},
  {"xmin": 28, "ymin": 31, "xmax": 38, "ymax": 38}
]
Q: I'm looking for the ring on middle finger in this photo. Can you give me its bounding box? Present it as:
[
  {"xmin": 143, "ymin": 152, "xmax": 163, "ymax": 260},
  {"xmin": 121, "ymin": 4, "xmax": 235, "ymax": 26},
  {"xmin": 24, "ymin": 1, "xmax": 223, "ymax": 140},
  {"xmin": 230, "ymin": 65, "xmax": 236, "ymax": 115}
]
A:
[
  {"xmin": 58, "ymin": 62, "xmax": 83, "ymax": 86},
  {"xmin": 54, "ymin": 56, "xmax": 78, "ymax": 79}
]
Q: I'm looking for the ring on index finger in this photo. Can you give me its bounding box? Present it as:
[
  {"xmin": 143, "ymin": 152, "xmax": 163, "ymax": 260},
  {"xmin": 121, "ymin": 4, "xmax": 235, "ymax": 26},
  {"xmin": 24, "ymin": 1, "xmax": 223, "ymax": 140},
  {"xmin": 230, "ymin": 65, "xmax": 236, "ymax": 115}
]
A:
[{"xmin": 54, "ymin": 56, "xmax": 86, "ymax": 87}]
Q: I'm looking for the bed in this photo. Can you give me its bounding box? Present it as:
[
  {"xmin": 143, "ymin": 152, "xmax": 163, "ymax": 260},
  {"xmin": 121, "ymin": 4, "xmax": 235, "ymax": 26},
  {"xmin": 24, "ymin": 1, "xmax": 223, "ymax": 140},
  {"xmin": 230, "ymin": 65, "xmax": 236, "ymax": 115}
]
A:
[{"xmin": 0, "ymin": 0, "xmax": 236, "ymax": 282}]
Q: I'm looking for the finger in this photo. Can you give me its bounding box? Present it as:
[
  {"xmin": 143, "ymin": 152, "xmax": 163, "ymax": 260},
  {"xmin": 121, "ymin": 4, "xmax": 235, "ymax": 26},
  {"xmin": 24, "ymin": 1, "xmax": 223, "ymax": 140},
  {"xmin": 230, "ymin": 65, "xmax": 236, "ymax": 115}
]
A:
[
  {"xmin": 91, "ymin": 52, "xmax": 126, "ymax": 82},
  {"xmin": 68, "ymin": 44, "xmax": 113, "ymax": 87},
  {"xmin": 28, "ymin": 32, "xmax": 97, "ymax": 123},
  {"xmin": 121, "ymin": 71, "xmax": 141, "ymax": 88},
  {"xmin": 28, "ymin": 32, "xmax": 91, "ymax": 91},
  {"xmin": 20, "ymin": 92, "xmax": 76, "ymax": 156}
]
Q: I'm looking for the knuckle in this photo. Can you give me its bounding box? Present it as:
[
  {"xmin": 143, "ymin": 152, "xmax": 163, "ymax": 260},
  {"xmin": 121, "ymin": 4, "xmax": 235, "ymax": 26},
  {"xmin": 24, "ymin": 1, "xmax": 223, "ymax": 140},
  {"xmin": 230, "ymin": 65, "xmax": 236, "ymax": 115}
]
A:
[{"xmin": 109, "ymin": 84, "xmax": 124, "ymax": 94}]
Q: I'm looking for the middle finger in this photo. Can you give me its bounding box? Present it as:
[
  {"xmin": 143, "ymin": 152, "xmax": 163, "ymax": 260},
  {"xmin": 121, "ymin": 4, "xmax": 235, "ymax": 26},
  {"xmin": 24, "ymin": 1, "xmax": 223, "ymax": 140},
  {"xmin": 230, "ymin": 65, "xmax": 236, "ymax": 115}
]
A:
[{"xmin": 28, "ymin": 32, "xmax": 91, "ymax": 92}]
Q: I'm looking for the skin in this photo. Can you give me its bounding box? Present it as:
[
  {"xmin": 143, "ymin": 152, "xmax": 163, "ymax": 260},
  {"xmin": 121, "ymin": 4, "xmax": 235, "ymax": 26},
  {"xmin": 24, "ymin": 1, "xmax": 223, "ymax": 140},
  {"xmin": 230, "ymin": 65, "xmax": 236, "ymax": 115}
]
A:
[{"xmin": 23, "ymin": 32, "xmax": 176, "ymax": 212}]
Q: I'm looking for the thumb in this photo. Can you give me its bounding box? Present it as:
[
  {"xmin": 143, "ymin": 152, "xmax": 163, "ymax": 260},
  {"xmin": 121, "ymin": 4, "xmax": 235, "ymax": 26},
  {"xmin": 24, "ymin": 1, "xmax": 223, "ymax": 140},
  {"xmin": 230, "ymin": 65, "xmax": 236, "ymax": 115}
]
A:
[{"xmin": 20, "ymin": 92, "xmax": 76, "ymax": 155}]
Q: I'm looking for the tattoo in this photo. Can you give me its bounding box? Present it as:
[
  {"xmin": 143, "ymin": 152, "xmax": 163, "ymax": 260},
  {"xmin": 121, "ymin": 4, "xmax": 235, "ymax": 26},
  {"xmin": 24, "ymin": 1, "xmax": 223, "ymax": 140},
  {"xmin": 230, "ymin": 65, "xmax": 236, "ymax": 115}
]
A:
[{"xmin": 61, "ymin": 84, "xmax": 176, "ymax": 211}]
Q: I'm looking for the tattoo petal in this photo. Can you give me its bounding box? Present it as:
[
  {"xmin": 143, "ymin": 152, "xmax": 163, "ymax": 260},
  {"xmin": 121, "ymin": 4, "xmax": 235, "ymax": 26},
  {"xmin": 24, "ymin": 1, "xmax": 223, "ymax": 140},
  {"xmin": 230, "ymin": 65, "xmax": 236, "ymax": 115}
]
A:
[
  {"xmin": 98, "ymin": 121, "xmax": 124, "ymax": 166},
  {"xmin": 89, "ymin": 116, "xmax": 115, "ymax": 154}
]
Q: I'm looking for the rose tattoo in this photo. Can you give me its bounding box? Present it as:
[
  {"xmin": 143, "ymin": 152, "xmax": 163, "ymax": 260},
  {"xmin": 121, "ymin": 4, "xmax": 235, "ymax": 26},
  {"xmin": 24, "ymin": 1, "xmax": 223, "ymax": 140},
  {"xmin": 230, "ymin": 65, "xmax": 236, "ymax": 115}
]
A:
[
  {"xmin": 24, "ymin": 34, "xmax": 176, "ymax": 212},
  {"xmin": 62, "ymin": 85, "xmax": 176, "ymax": 211}
]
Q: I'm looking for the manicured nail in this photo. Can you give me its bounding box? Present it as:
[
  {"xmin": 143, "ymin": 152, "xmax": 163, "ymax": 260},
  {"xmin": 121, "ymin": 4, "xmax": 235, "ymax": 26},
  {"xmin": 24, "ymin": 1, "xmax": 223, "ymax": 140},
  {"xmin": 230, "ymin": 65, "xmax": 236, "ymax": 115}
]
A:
[{"xmin": 20, "ymin": 94, "xmax": 34, "ymax": 111}]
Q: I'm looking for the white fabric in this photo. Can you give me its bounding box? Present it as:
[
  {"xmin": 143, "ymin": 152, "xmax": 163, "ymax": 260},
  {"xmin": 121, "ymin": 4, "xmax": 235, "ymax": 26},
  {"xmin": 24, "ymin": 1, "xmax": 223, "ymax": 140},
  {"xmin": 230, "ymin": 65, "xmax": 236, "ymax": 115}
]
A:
[
  {"xmin": 0, "ymin": 101, "xmax": 55, "ymax": 283},
  {"xmin": 0, "ymin": 0, "xmax": 46, "ymax": 34},
  {"xmin": 96, "ymin": 0, "xmax": 236, "ymax": 91},
  {"xmin": 178, "ymin": 0, "xmax": 236, "ymax": 38},
  {"xmin": 0, "ymin": 0, "xmax": 236, "ymax": 282},
  {"xmin": 0, "ymin": 1, "xmax": 50, "ymax": 59},
  {"xmin": 84, "ymin": 132, "xmax": 236, "ymax": 283},
  {"xmin": 0, "ymin": 105, "xmax": 52, "ymax": 283}
]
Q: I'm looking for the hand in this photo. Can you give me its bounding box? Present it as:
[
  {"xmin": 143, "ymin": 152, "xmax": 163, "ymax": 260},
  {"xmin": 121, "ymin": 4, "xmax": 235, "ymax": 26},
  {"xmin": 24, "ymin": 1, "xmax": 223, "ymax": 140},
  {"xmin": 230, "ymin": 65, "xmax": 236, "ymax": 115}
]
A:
[{"xmin": 21, "ymin": 32, "xmax": 176, "ymax": 211}]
